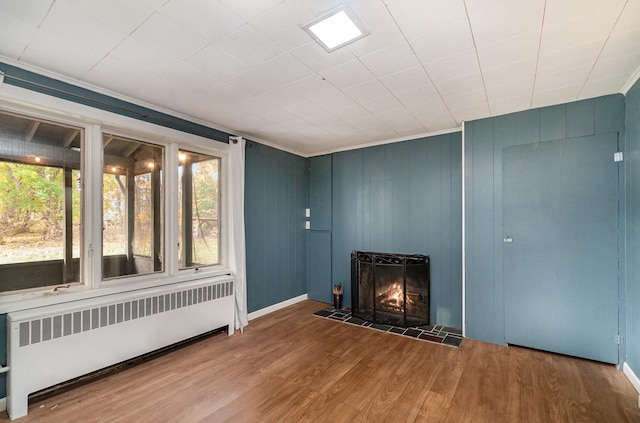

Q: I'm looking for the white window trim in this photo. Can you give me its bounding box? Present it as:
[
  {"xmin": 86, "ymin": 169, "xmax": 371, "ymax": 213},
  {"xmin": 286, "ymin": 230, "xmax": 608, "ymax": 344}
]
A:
[{"xmin": 0, "ymin": 81, "xmax": 231, "ymax": 314}]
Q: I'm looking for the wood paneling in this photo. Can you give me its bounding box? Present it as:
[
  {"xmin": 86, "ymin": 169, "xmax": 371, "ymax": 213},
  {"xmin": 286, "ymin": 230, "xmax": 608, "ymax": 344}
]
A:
[
  {"xmin": 4, "ymin": 300, "xmax": 639, "ymax": 422},
  {"xmin": 330, "ymin": 133, "xmax": 462, "ymax": 327},
  {"xmin": 244, "ymin": 142, "xmax": 308, "ymax": 313},
  {"xmin": 625, "ymin": 80, "xmax": 640, "ymax": 373},
  {"xmin": 464, "ymin": 94, "xmax": 626, "ymax": 346}
]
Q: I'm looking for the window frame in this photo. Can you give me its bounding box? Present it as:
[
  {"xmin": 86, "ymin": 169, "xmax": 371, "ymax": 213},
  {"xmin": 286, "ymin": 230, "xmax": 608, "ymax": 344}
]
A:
[{"xmin": 0, "ymin": 83, "xmax": 231, "ymax": 310}]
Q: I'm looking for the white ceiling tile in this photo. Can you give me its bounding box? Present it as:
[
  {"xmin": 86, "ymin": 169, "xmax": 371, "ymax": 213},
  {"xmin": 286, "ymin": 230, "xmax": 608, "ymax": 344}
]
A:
[
  {"xmin": 600, "ymin": 29, "xmax": 640, "ymax": 60},
  {"xmin": 251, "ymin": 0, "xmax": 316, "ymax": 50},
  {"xmin": 284, "ymin": 74, "xmax": 334, "ymax": 99},
  {"xmin": 347, "ymin": 113, "xmax": 383, "ymax": 129},
  {"xmin": 410, "ymin": 20, "xmax": 475, "ymax": 64},
  {"xmin": 423, "ymin": 50, "xmax": 480, "ymax": 83},
  {"xmin": 359, "ymin": 41, "xmax": 420, "ymax": 78},
  {"xmin": 217, "ymin": 0, "xmax": 283, "ymax": 22},
  {"xmin": 64, "ymin": 0, "xmax": 154, "ymax": 35},
  {"xmin": 253, "ymin": 53, "xmax": 313, "ymax": 87},
  {"xmin": 415, "ymin": 112, "xmax": 458, "ymax": 132},
  {"xmin": 486, "ymin": 78, "xmax": 534, "ymax": 104},
  {"xmin": 39, "ymin": 1, "xmax": 126, "ymax": 55},
  {"xmin": 613, "ymin": 0, "xmax": 640, "ymax": 35},
  {"xmin": 544, "ymin": 0, "xmax": 626, "ymax": 26},
  {"xmin": 261, "ymin": 108, "xmax": 301, "ymax": 124},
  {"xmin": 482, "ymin": 58, "xmax": 537, "ymax": 87},
  {"xmin": 0, "ymin": 0, "xmax": 636, "ymax": 156},
  {"xmin": 322, "ymin": 59, "xmax": 375, "ymax": 88},
  {"xmin": 160, "ymin": 0, "xmax": 245, "ymax": 43},
  {"xmin": 130, "ymin": 12, "xmax": 209, "ymax": 60},
  {"xmin": 255, "ymin": 86, "xmax": 303, "ymax": 108},
  {"xmin": 214, "ymin": 24, "xmax": 284, "ymax": 67},
  {"xmin": 443, "ymin": 88, "xmax": 487, "ymax": 110},
  {"xmin": 345, "ymin": 7, "xmax": 405, "ymax": 57},
  {"xmin": 434, "ymin": 72, "xmax": 485, "ymax": 97},
  {"xmin": 469, "ymin": 0, "xmax": 544, "ymax": 46},
  {"xmin": 283, "ymin": 100, "xmax": 326, "ymax": 118},
  {"xmin": 395, "ymin": 84, "xmax": 441, "ymax": 108},
  {"xmin": 19, "ymin": 30, "xmax": 104, "ymax": 78},
  {"xmin": 589, "ymin": 52, "xmax": 640, "ymax": 82},
  {"xmin": 532, "ymin": 84, "xmax": 582, "ymax": 108},
  {"xmin": 187, "ymin": 44, "xmax": 250, "ymax": 80},
  {"xmin": 489, "ymin": 95, "xmax": 532, "ymax": 116},
  {"xmin": 162, "ymin": 63, "xmax": 241, "ymax": 100},
  {"xmin": 302, "ymin": 0, "xmax": 386, "ymax": 19},
  {"xmin": 387, "ymin": 0, "xmax": 468, "ymax": 40},
  {"xmin": 464, "ymin": 0, "xmax": 515, "ymax": 17},
  {"xmin": 534, "ymin": 66, "xmax": 591, "ymax": 92},
  {"xmin": 449, "ymin": 101, "xmax": 491, "ymax": 123},
  {"xmin": 0, "ymin": 0, "xmax": 53, "ymax": 26},
  {"xmin": 361, "ymin": 124, "xmax": 399, "ymax": 139},
  {"xmin": 343, "ymin": 79, "xmax": 391, "ymax": 103},
  {"xmin": 331, "ymin": 103, "xmax": 371, "ymax": 120},
  {"xmin": 540, "ymin": 17, "xmax": 614, "ymax": 54},
  {"xmin": 290, "ymin": 42, "xmax": 355, "ymax": 72},
  {"xmin": 476, "ymin": 31, "xmax": 540, "ymax": 69},
  {"xmin": 308, "ymin": 89, "xmax": 353, "ymax": 110},
  {"xmin": 579, "ymin": 76, "xmax": 627, "ymax": 99},
  {"xmin": 380, "ymin": 66, "xmax": 433, "ymax": 94},
  {"xmin": 109, "ymin": 37, "xmax": 181, "ymax": 75},
  {"xmin": 225, "ymin": 67, "xmax": 282, "ymax": 96},
  {"xmin": 82, "ymin": 55, "xmax": 155, "ymax": 95},
  {"xmin": 361, "ymin": 95, "xmax": 403, "ymax": 114},
  {"xmin": 537, "ymin": 41, "xmax": 603, "ymax": 75},
  {"xmin": 0, "ymin": 12, "xmax": 37, "ymax": 59}
]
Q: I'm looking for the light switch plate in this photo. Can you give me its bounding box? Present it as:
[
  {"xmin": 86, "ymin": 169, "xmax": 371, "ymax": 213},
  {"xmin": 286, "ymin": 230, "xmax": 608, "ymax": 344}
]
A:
[{"xmin": 305, "ymin": 221, "xmax": 310, "ymax": 229}]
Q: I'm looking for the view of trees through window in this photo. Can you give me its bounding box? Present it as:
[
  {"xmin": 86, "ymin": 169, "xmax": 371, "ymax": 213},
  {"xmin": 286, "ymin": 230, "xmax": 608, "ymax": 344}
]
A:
[
  {"xmin": 0, "ymin": 109, "xmax": 222, "ymax": 294},
  {"xmin": 0, "ymin": 111, "xmax": 82, "ymax": 292},
  {"xmin": 102, "ymin": 134, "xmax": 164, "ymax": 279},
  {"xmin": 178, "ymin": 150, "xmax": 220, "ymax": 269}
]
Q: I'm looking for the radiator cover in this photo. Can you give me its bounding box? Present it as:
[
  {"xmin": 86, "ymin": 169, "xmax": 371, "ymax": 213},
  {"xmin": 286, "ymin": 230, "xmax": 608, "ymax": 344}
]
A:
[{"xmin": 7, "ymin": 277, "xmax": 235, "ymax": 420}]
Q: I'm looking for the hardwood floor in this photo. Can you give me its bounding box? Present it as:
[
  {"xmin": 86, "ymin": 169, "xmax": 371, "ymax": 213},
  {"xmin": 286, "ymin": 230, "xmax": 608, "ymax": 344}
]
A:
[{"xmin": 3, "ymin": 299, "xmax": 639, "ymax": 422}]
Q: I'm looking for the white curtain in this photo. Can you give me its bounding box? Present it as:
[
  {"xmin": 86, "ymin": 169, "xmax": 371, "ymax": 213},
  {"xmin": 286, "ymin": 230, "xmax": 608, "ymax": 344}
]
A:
[{"xmin": 229, "ymin": 136, "xmax": 248, "ymax": 331}]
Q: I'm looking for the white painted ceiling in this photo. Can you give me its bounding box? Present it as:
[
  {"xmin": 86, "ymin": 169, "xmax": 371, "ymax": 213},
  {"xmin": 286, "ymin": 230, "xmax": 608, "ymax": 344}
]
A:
[{"xmin": 0, "ymin": 0, "xmax": 639, "ymax": 156}]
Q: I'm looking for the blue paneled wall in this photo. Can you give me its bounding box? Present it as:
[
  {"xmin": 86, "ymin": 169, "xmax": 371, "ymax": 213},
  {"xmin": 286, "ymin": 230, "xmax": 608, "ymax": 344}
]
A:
[
  {"xmin": 324, "ymin": 133, "xmax": 463, "ymax": 328},
  {"xmin": 464, "ymin": 94, "xmax": 626, "ymax": 346},
  {"xmin": 244, "ymin": 142, "xmax": 309, "ymax": 313},
  {"xmin": 626, "ymin": 80, "xmax": 640, "ymax": 374}
]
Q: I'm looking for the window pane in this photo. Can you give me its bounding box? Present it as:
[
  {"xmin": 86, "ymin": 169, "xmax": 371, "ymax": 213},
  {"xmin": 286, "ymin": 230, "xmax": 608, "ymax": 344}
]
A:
[
  {"xmin": 178, "ymin": 150, "xmax": 220, "ymax": 269},
  {"xmin": 103, "ymin": 134, "xmax": 163, "ymax": 279},
  {"xmin": 0, "ymin": 111, "xmax": 82, "ymax": 292}
]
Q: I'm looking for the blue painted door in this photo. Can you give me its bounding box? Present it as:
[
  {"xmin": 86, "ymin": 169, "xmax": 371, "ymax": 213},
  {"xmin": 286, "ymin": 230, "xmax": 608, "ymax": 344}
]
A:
[{"xmin": 503, "ymin": 134, "xmax": 619, "ymax": 364}]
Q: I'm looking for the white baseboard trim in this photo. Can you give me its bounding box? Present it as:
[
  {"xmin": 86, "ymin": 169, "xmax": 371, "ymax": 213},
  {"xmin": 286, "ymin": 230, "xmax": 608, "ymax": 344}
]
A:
[
  {"xmin": 623, "ymin": 362, "xmax": 640, "ymax": 409},
  {"xmin": 0, "ymin": 397, "xmax": 6, "ymax": 412},
  {"xmin": 247, "ymin": 294, "xmax": 308, "ymax": 321}
]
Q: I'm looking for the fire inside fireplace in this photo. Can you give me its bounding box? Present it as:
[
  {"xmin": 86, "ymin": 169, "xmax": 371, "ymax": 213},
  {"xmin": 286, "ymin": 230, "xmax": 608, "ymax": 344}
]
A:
[{"xmin": 351, "ymin": 251, "xmax": 430, "ymax": 327}]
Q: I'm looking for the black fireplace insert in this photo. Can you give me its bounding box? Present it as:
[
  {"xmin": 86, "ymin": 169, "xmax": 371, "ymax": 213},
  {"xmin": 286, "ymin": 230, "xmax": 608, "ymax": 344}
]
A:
[{"xmin": 351, "ymin": 251, "xmax": 430, "ymax": 327}]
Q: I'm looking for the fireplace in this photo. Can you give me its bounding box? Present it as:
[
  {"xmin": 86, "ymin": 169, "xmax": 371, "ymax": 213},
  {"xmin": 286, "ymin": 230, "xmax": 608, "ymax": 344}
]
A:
[{"xmin": 351, "ymin": 251, "xmax": 430, "ymax": 327}]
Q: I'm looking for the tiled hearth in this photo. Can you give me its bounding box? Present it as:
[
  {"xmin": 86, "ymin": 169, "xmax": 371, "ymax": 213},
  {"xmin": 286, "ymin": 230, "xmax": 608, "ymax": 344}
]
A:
[{"xmin": 313, "ymin": 307, "xmax": 463, "ymax": 348}]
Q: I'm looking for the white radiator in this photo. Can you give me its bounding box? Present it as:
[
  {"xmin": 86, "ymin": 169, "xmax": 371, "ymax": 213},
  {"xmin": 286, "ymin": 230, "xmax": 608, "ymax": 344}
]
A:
[{"xmin": 6, "ymin": 277, "xmax": 235, "ymax": 420}]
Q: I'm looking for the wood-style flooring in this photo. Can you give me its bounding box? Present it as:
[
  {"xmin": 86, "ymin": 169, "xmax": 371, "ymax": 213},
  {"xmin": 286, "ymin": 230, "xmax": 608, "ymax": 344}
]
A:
[{"xmin": 2, "ymin": 300, "xmax": 639, "ymax": 422}]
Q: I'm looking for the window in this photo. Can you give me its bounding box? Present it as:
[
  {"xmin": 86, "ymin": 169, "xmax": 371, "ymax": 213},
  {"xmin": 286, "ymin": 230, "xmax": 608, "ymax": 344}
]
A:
[
  {"xmin": 0, "ymin": 111, "xmax": 83, "ymax": 293},
  {"xmin": 0, "ymin": 104, "xmax": 227, "ymax": 297},
  {"xmin": 103, "ymin": 134, "xmax": 164, "ymax": 279},
  {"xmin": 178, "ymin": 150, "xmax": 221, "ymax": 269}
]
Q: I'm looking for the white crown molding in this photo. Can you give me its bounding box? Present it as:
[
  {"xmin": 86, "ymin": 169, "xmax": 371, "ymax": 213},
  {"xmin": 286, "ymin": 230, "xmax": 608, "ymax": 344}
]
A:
[
  {"xmin": 621, "ymin": 64, "xmax": 640, "ymax": 95},
  {"xmin": 308, "ymin": 127, "xmax": 462, "ymax": 158}
]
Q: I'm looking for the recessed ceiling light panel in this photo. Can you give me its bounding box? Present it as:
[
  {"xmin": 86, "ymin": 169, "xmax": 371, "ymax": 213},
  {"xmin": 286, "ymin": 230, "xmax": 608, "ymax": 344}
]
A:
[{"xmin": 302, "ymin": 4, "xmax": 369, "ymax": 53}]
